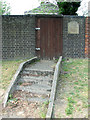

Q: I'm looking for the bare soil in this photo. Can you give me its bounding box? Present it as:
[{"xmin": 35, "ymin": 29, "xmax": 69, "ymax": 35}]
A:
[{"xmin": 2, "ymin": 90, "xmax": 48, "ymax": 118}]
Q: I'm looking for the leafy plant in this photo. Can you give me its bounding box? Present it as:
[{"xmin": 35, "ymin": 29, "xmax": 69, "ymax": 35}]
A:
[
  {"xmin": 39, "ymin": 100, "xmax": 49, "ymax": 118},
  {"xmin": 8, "ymin": 94, "xmax": 13, "ymax": 100},
  {"xmin": 0, "ymin": 1, "xmax": 11, "ymax": 15},
  {"xmin": 65, "ymin": 97, "xmax": 76, "ymax": 115},
  {"xmin": 65, "ymin": 103, "xmax": 74, "ymax": 115},
  {"xmin": 68, "ymin": 97, "xmax": 76, "ymax": 104},
  {"xmin": 57, "ymin": 2, "xmax": 81, "ymax": 15}
]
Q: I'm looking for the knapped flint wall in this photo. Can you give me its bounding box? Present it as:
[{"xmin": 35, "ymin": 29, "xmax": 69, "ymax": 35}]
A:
[
  {"xmin": 2, "ymin": 15, "xmax": 36, "ymax": 60},
  {"xmin": 63, "ymin": 16, "xmax": 85, "ymax": 58},
  {"xmin": 2, "ymin": 15, "xmax": 87, "ymax": 59}
]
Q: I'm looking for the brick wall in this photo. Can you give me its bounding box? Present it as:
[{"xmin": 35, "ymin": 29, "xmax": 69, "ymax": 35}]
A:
[
  {"xmin": 85, "ymin": 17, "xmax": 90, "ymax": 58},
  {"xmin": 63, "ymin": 16, "xmax": 85, "ymax": 58},
  {"xmin": 2, "ymin": 15, "xmax": 36, "ymax": 60}
]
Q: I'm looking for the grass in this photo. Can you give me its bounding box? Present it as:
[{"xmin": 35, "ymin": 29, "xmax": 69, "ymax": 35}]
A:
[
  {"xmin": 54, "ymin": 58, "xmax": 88, "ymax": 118},
  {"xmin": 63, "ymin": 58, "xmax": 88, "ymax": 117},
  {"xmin": 39, "ymin": 100, "xmax": 49, "ymax": 118},
  {"xmin": 1, "ymin": 59, "xmax": 29, "ymax": 90},
  {"xmin": 65, "ymin": 97, "xmax": 76, "ymax": 115}
]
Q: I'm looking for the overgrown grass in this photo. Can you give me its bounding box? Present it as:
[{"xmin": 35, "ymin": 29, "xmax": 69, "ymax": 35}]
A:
[
  {"xmin": 63, "ymin": 58, "xmax": 88, "ymax": 117},
  {"xmin": 54, "ymin": 58, "xmax": 88, "ymax": 118},
  {"xmin": 1, "ymin": 59, "xmax": 29, "ymax": 90}
]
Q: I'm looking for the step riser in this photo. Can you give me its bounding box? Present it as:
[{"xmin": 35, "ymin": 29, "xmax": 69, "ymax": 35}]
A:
[
  {"xmin": 17, "ymin": 78, "xmax": 53, "ymax": 85},
  {"xmin": 16, "ymin": 86, "xmax": 51, "ymax": 96},
  {"xmin": 16, "ymin": 97, "xmax": 49, "ymax": 103},
  {"xmin": 17, "ymin": 80, "xmax": 52, "ymax": 87},
  {"xmin": 21, "ymin": 70, "xmax": 54, "ymax": 76},
  {"xmin": 27, "ymin": 98, "xmax": 49, "ymax": 103}
]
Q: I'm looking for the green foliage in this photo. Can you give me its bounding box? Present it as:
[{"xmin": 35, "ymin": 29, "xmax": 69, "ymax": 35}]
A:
[
  {"xmin": 41, "ymin": 2, "xmax": 44, "ymax": 4},
  {"xmin": 39, "ymin": 101, "xmax": 49, "ymax": 118},
  {"xmin": 68, "ymin": 97, "xmax": 76, "ymax": 104},
  {"xmin": 9, "ymin": 94, "xmax": 13, "ymax": 99},
  {"xmin": 57, "ymin": 2, "xmax": 80, "ymax": 15},
  {"xmin": 8, "ymin": 94, "xmax": 18, "ymax": 105},
  {"xmin": 65, "ymin": 97, "xmax": 76, "ymax": 115},
  {"xmin": 65, "ymin": 103, "xmax": 74, "ymax": 115},
  {"xmin": 0, "ymin": 1, "xmax": 11, "ymax": 15}
]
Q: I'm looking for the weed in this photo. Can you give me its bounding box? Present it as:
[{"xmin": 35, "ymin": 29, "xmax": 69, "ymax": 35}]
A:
[
  {"xmin": 68, "ymin": 97, "xmax": 76, "ymax": 103},
  {"xmin": 40, "ymin": 113, "xmax": 46, "ymax": 118},
  {"xmin": 65, "ymin": 97, "xmax": 76, "ymax": 115},
  {"xmin": 39, "ymin": 101, "xmax": 49, "ymax": 118},
  {"xmin": 8, "ymin": 94, "xmax": 13, "ymax": 99},
  {"xmin": 43, "ymin": 101, "xmax": 49, "ymax": 106},
  {"xmin": 18, "ymin": 82, "xmax": 23, "ymax": 85},
  {"xmin": 8, "ymin": 94, "xmax": 18, "ymax": 105},
  {"xmin": 69, "ymin": 92, "xmax": 75, "ymax": 95},
  {"xmin": 62, "ymin": 58, "xmax": 65, "ymax": 62},
  {"xmin": 88, "ymin": 104, "xmax": 90, "ymax": 107},
  {"xmin": 77, "ymin": 107, "xmax": 81, "ymax": 111},
  {"xmin": 74, "ymin": 82, "xmax": 79, "ymax": 85},
  {"xmin": 82, "ymin": 103, "xmax": 88, "ymax": 108},
  {"xmin": 65, "ymin": 103, "xmax": 74, "ymax": 115}
]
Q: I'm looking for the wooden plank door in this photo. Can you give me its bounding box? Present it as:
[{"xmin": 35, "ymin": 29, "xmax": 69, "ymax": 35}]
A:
[{"xmin": 36, "ymin": 17, "xmax": 63, "ymax": 59}]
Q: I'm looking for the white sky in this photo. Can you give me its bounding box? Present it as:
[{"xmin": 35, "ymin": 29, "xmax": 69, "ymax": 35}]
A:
[{"xmin": 5, "ymin": 0, "xmax": 40, "ymax": 15}]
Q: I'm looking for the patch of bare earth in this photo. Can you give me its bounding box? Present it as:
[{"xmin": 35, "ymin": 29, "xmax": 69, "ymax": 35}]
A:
[{"xmin": 2, "ymin": 92, "xmax": 44, "ymax": 118}]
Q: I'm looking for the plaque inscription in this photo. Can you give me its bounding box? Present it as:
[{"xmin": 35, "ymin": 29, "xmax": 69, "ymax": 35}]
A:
[{"xmin": 68, "ymin": 21, "xmax": 79, "ymax": 34}]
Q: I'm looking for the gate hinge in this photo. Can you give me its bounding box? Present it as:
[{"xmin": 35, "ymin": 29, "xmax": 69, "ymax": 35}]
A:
[
  {"xmin": 35, "ymin": 28, "xmax": 40, "ymax": 30},
  {"xmin": 36, "ymin": 48, "xmax": 40, "ymax": 50}
]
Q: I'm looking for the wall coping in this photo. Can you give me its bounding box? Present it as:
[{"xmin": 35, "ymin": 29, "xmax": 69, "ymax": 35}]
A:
[{"xmin": 2, "ymin": 14, "xmax": 86, "ymax": 18}]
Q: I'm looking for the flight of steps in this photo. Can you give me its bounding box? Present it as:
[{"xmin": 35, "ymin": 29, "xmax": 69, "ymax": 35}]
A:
[{"xmin": 13, "ymin": 66, "xmax": 54, "ymax": 103}]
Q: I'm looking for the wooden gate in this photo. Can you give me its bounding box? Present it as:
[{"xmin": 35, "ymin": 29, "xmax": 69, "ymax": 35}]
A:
[{"xmin": 36, "ymin": 17, "xmax": 63, "ymax": 59}]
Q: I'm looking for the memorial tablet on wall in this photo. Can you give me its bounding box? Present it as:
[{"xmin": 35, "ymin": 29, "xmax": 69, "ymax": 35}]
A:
[{"xmin": 68, "ymin": 21, "xmax": 79, "ymax": 34}]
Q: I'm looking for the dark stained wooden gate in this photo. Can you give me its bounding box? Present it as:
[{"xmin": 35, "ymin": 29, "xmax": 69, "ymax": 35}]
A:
[{"xmin": 36, "ymin": 17, "xmax": 63, "ymax": 59}]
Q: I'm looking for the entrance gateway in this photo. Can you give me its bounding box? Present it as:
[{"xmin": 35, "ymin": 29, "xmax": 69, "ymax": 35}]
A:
[{"xmin": 35, "ymin": 17, "xmax": 63, "ymax": 59}]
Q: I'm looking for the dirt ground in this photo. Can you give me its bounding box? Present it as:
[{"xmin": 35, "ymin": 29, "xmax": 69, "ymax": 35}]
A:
[
  {"xmin": 2, "ymin": 100, "xmax": 41, "ymax": 118},
  {"xmin": 2, "ymin": 90, "xmax": 48, "ymax": 118}
]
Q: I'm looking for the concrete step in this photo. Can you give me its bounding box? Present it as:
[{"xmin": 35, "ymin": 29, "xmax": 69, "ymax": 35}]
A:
[
  {"xmin": 19, "ymin": 97, "xmax": 49, "ymax": 103},
  {"xmin": 17, "ymin": 80, "xmax": 52, "ymax": 87},
  {"xmin": 16, "ymin": 85, "xmax": 51, "ymax": 96},
  {"xmin": 21, "ymin": 69, "xmax": 54, "ymax": 76},
  {"xmin": 17, "ymin": 76, "xmax": 53, "ymax": 85},
  {"xmin": 27, "ymin": 97, "xmax": 49, "ymax": 103},
  {"xmin": 13, "ymin": 90, "xmax": 49, "ymax": 103}
]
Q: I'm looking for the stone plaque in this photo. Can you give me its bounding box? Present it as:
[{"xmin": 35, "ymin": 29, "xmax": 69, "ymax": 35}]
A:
[{"xmin": 68, "ymin": 21, "xmax": 79, "ymax": 34}]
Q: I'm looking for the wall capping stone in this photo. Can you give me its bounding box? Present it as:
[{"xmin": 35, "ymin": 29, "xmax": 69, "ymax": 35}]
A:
[{"xmin": 2, "ymin": 57, "xmax": 37, "ymax": 108}]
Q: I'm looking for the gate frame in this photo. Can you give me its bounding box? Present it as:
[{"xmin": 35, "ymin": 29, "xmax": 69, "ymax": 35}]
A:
[{"xmin": 35, "ymin": 14, "xmax": 63, "ymax": 59}]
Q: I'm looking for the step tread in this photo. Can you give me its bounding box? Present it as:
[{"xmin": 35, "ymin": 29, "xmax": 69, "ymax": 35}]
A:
[
  {"xmin": 13, "ymin": 90, "xmax": 49, "ymax": 103},
  {"xmin": 22, "ymin": 70, "xmax": 54, "ymax": 74},
  {"xmin": 24, "ymin": 68, "xmax": 54, "ymax": 72},
  {"xmin": 16, "ymin": 85, "xmax": 51, "ymax": 95},
  {"xmin": 17, "ymin": 81, "xmax": 52, "ymax": 87},
  {"xmin": 26, "ymin": 97, "xmax": 49, "ymax": 103},
  {"xmin": 16, "ymin": 84, "xmax": 51, "ymax": 90},
  {"xmin": 18, "ymin": 76, "xmax": 53, "ymax": 83}
]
